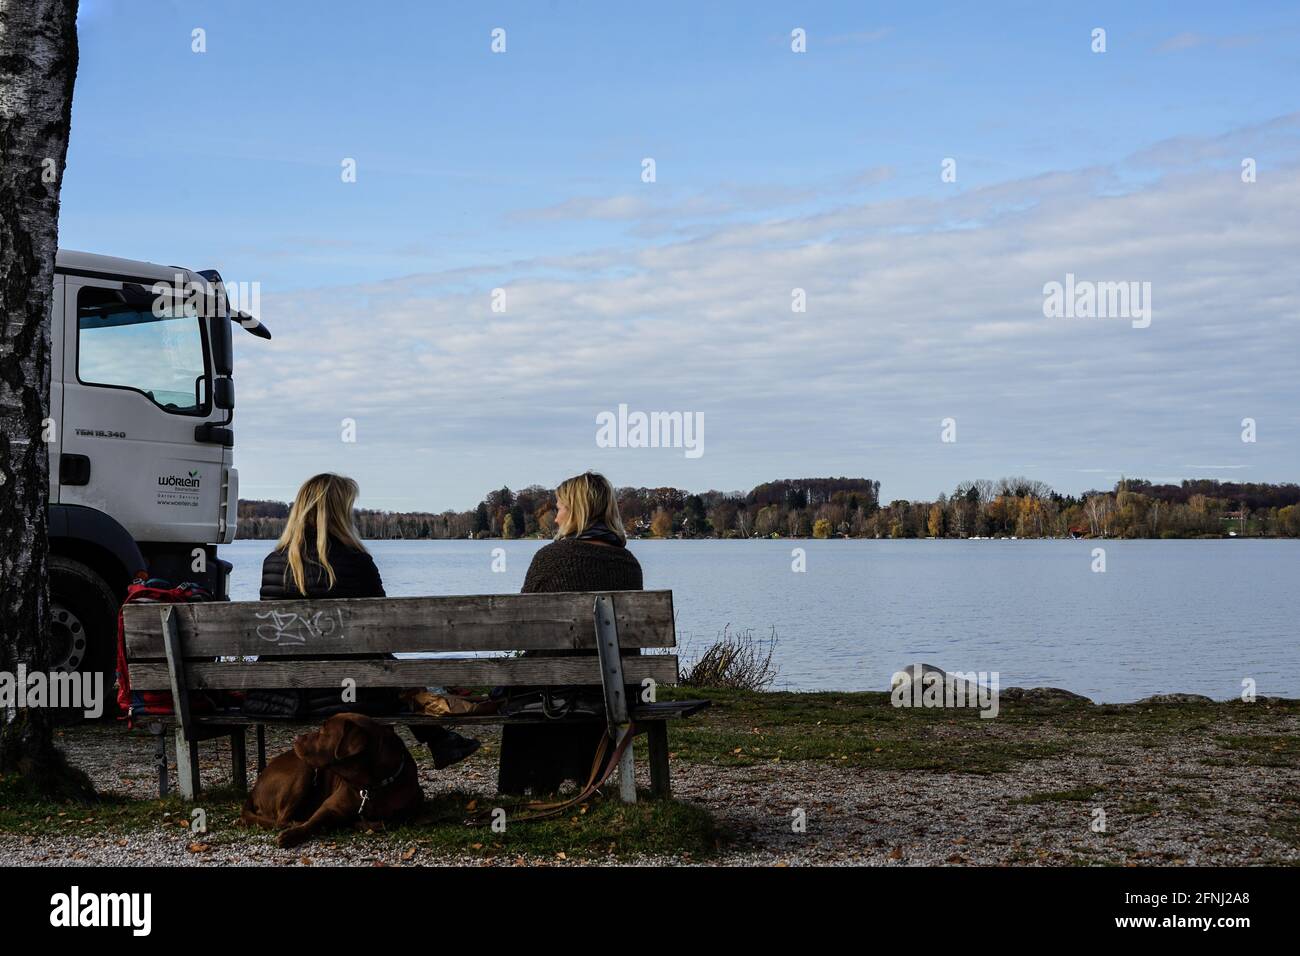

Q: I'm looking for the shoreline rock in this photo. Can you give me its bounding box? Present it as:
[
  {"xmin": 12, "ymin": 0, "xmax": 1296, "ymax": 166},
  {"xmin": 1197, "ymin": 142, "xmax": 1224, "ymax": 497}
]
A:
[
  {"xmin": 1000, "ymin": 686, "xmax": 1092, "ymax": 705},
  {"xmin": 890, "ymin": 663, "xmax": 1091, "ymax": 705},
  {"xmin": 886, "ymin": 663, "xmax": 1293, "ymax": 706}
]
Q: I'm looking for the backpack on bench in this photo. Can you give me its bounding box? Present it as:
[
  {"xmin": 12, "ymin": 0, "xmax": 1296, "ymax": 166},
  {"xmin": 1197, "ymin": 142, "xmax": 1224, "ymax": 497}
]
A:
[{"xmin": 115, "ymin": 578, "xmax": 221, "ymax": 727}]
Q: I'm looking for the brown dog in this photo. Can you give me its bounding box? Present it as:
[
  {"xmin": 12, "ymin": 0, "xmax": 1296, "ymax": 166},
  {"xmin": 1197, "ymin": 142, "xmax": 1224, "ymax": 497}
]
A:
[{"xmin": 241, "ymin": 713, "xmax": 423, "ymax": 848}]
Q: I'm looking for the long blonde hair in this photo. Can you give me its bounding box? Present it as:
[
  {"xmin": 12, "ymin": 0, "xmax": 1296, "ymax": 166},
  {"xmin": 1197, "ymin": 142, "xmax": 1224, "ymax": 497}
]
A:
[
  {"xmin": 275, "ymin": 473, "xmax": 366, "ymax": 596},
  {"xmin": 554, "ymin": 471, "xmax": 626, "ymax": 544}
]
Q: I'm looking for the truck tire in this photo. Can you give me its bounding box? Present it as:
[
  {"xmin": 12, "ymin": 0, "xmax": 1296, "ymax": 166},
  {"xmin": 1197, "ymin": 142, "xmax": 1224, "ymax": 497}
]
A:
[{"xmin": 48, "ymin": 555, "xmax": 120, "ymax": 720}]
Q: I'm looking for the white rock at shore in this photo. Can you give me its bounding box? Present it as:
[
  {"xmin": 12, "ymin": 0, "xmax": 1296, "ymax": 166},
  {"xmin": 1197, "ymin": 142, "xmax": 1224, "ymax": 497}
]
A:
[
  {"xmin": 890, "ymin": 663, "xmax": 1093, "ymax": 705},
  {"xmin": 889, "ymin": 662, "xmax": 995, "ymax": 699}
]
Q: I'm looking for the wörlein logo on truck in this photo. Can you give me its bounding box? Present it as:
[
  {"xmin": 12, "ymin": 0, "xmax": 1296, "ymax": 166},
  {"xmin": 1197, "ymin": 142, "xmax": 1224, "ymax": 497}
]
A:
[
  {"xmin": 157, "ymin": 469, "xmax": 202, "ymax": 489},
  {"xmin": 155, "ymin": 468, "xmax": 205, "ymax": 509}
]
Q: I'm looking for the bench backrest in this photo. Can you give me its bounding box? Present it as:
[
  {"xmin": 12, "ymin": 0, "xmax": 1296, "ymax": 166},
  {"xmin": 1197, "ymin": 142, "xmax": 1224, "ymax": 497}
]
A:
[{"xmin": 121, "ymin": 590, "xmax": 677, "ymax": 692}]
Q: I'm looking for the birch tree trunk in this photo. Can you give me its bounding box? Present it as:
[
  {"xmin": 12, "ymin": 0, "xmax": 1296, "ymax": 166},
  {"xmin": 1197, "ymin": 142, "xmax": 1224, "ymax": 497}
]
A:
[{"xmin": 0, "ymin": 0, "xmax": 91, "ymax": 795}]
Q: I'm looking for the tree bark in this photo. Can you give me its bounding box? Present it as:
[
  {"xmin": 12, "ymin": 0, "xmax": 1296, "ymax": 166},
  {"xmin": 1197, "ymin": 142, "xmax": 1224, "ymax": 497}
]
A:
[{"xmin": 0, "ymin": 0, "xmax": 91, "ymax": 796}]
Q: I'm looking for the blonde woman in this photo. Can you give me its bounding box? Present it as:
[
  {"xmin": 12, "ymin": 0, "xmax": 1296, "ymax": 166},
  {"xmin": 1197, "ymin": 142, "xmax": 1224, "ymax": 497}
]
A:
[
  {"xmin": 259, "ymin": 473, "xmax": 381, "ymax": 601},
  {"xmin": 499, "ymin": 471, "xmax": 643, "ymax": 794},
  {"xmin": 254, "ymin": 474, "xmax": 479, "ymax": 767},
  {"xmin": 520, "ymin": 471, "xmax": 643, "ymax": 593}
]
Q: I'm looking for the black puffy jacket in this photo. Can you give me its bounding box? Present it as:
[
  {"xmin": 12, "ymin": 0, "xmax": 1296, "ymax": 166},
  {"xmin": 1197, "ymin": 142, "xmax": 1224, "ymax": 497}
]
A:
[
  {"xmin": 259, "ymin": 538, "xmax": 385, "ymax": 600},
  {"xmin": 246, "ymin": 537, "xmax": 395, "ymax": 717}
]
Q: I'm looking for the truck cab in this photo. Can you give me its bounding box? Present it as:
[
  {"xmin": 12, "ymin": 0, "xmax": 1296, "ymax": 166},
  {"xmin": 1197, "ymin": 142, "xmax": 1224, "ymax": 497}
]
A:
[{"xmin": 47, "ymin": 251, "xmax": 268, "ymax": 698}]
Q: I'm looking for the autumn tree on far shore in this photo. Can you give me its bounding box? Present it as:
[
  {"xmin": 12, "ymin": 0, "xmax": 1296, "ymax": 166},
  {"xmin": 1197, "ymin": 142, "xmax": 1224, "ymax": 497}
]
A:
[
  {"xmin": 235, "ymin": 476, "xmax": 1300, "ymax": 542},
  {"xmin": 650, "ymin": 509, "xmax": 673, "ymax": 538}
]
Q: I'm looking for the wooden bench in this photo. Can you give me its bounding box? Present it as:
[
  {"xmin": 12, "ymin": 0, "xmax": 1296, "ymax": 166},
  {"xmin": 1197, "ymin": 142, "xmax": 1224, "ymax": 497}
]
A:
[{"xmin": 120, "ymin": 590, "xmax": 708, "ymax": 803}]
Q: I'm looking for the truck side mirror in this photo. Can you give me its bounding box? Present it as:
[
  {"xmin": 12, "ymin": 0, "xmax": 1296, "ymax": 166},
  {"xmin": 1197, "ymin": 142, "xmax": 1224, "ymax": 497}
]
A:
[
  {"xmin": 213, "ymin": 376, "xmax": 234, "ymax": 410},
  {"xmin": 197, "ymin": 270, "xmax": 235, "ymax": 377},
  {"xmin": 210, "ymin": 313, "xmax": 234, "ymax": 377}
]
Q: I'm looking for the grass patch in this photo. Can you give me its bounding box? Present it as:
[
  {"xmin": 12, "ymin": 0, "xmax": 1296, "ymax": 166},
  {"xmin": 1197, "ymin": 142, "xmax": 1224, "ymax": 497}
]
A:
[
  {"xmin": 9, "ymin": 687, "xmax": 1298, "ymax": 863},
  {"xmin": 346, "ymin": 791, "xmax": 722, "ymax": 860},
  {"xmin": 659, "ymin": 687, "xmax": 1300, "ymax": 777},
  {"xmin": 0, "ymin": 776, "xmax": 249, "ymax": 837},
  {"xmin": 0, "ymin": 775, "xmax": 721, "ymax": 860},
  {"xmin": 1212, "ymin": 734, "xmax": 1300, "ymax": 768},
  {"xmin": 662, "ymin": 686, "xmax": 1068, "ymax": 773},
  {"xmin": 1013, "ymin": 785, "xmax": 1103, "ymax": 805},
  {"xmin": 1119, "ymin": 798, "xmax": 1160, "ymax": 816},
  {"xmin": 1266, "ymin": 816, "xmax": 1300, "ymax": 849},
  {"xmin": 1172, "ymin": 793, "xmax": 1218, "ymax": 818},
  {"xmin": 1267, "ymin": 794, "xmax": 1300, "ymax": 849},
  {"xmin": 1002, "ymin": 698, "xmax": 1299, "ymax": 738}
]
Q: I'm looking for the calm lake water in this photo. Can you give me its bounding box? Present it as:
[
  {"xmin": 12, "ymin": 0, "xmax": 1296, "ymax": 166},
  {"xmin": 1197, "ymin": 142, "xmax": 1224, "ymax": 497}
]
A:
[{"xmin": 222, "ymin": 538, "xmax": 1299, "ymax": 703}]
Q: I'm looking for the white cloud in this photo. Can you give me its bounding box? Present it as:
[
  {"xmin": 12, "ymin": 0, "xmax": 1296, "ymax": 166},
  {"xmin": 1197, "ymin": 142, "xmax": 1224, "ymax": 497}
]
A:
[
  {"xmin": 1155, "ymin": 31, "xmax": 1260, "ymax": 53},
  {"xmin": 233, "ymin": 119, "xmax": 1300, "ymax": 510}
]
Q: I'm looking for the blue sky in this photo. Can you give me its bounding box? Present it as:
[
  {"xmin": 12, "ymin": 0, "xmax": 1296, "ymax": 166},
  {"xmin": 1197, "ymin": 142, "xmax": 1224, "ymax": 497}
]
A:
[{"xmin": 61, "ymin": 1, "xmax": 1300, "ymax": 510}]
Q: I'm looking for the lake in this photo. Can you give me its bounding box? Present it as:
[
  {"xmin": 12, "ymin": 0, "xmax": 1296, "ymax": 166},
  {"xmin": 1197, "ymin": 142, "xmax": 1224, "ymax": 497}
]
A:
[{"xmin": 221, "ymin": 538, "xmax": 1299, "ymax": 703}]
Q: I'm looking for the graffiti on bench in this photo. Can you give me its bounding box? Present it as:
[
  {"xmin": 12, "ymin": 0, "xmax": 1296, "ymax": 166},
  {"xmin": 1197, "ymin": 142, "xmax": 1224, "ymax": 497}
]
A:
[{"xmin": 254, "ymin": 608, "xmax": 346, "ymax": 646}]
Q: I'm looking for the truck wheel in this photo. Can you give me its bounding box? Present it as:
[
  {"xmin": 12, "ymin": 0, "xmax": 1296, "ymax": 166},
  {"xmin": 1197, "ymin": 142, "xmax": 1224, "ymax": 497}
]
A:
[{"xmin": 48, "ymin": 555, "xmax": 121, "ymax": 719}]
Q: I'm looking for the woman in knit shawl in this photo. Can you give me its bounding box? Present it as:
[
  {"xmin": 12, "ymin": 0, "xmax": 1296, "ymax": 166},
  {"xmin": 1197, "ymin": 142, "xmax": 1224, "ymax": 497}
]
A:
[{"xmin": 497, "ymin": 472, "xmax": 643, "ymax": 794}]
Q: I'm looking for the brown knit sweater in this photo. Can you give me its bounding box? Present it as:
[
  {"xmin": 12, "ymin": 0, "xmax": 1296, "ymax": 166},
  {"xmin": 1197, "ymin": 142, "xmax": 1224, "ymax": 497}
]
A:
[
  {"xmin": 521, "ymin": 537, "xmax": 643, "ymax": 593},
  {"xmin": 517, "ymin": 535, "xmax": 639, "ymax": 595}
]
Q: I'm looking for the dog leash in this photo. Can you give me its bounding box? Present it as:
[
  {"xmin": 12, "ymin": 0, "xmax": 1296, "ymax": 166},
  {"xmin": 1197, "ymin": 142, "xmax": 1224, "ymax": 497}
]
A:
[{"xmin": 465, "ymin": 724, "xmax": 636, "ymax": 826}]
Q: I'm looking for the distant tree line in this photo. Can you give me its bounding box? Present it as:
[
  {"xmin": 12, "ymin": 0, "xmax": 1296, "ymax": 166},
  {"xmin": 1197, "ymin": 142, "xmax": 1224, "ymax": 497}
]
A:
[{"xmin": 236, "ymin": 476, "xmax": 1300, "ymax": 541}]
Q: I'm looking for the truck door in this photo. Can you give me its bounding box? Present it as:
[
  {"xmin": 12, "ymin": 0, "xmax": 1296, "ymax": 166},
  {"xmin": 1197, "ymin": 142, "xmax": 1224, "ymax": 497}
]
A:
[
  {"xmin": 59, "ymin": 277, "xmax": 226, "ymax": 545},
  {"xmin": 48, "ymin": 274, "xmax": 63, "ymax": 505}
]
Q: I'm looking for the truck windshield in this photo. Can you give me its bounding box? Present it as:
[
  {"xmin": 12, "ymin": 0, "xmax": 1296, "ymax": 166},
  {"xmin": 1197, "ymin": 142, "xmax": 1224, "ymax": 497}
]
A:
[{"xmin": 77, "ymin": 286, "xmax": 208, "ymax": 413}]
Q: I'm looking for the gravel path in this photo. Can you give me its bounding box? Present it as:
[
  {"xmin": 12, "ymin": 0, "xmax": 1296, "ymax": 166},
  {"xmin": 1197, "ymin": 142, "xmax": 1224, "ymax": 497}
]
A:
[{"xmin": 3, "ymin": 713, "xmax": 1296, "ymax": 867}]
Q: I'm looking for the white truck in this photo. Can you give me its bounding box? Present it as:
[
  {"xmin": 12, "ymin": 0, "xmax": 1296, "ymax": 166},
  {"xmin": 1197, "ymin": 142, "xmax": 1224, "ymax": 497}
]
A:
[{"xmin": 46, "ymin": 250, "xmax": 269, "ymax": 697}]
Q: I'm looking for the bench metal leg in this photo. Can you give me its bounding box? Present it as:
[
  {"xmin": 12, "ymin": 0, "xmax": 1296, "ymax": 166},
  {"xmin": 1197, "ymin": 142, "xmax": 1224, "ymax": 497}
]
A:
[
  {"xmin": 617, "ymin": 730, "xmax": 637, "ymax": 804},
  {"xmin": 256, "ymin": 723, "xmax": 267, "ymax": 772},
  {"xmin": 174, "ymin": 727, "xmax": 201, "ymax": 800},
  {"xmin": 230, "ymin": 728, "xmax": 248, "ymax": 792},
  {"xmin": 646, "ymin": 721, "xmax": 671, "ymax": 799},
  {"xmin": 151, "ymin": 722, "xmax": 168, "ymax": 798}
]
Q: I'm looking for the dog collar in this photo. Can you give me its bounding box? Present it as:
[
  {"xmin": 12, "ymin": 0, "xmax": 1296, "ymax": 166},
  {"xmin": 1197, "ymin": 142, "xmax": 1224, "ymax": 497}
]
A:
[
  {"xmin": 357, "ymin": 753, "xmax": 406, "ymax": 819},
  {"xmin": 374, "ymin": 753, "xmax": 407, "ymax": 790}
]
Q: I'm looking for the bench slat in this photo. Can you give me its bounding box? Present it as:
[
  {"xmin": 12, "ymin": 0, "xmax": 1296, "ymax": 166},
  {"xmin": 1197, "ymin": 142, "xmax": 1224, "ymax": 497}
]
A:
[
  {"xmin": 122, "ymin": 591, "xmax": 675, "ymax": 659},
  {"xmin": 127, "ymin": 655, "xmax": 678, "ymax": 691},
  {"xmin": 151, "ymin": 699, "xmax": 708, "ymax": 727}
]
